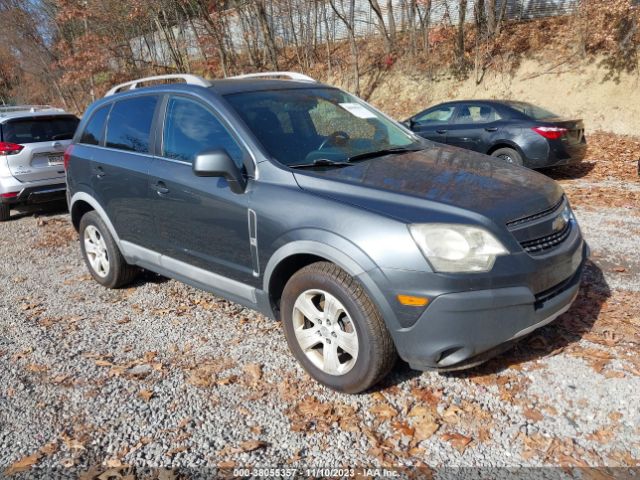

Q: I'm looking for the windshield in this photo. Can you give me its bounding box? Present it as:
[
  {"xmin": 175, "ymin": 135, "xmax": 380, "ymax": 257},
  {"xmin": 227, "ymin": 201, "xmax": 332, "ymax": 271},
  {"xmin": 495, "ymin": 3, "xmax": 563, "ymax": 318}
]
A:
[
  {"xmin": 224, "ymin": 88, "xmax": 420, "ymax": 167},
  {"xmin": 506, "ymin": 102, "xmax": 558, "ymax": 120},
  {"xmin": 1, "ymin": 115, "xmax": 79, "ymax": 143}
]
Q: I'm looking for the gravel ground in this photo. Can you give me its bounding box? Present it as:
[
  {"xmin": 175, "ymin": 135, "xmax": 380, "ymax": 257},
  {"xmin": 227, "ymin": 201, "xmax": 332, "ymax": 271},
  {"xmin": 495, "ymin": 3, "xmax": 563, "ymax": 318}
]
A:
[{"xmin": 1, "ymin": 170, "xmax": 639, "ymax": 477}]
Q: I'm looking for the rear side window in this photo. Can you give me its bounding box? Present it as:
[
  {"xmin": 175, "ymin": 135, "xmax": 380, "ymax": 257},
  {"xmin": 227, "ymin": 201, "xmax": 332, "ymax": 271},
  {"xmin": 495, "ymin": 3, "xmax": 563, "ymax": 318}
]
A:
[
  {"xmin": 1, "ymin": 116, "xmax": 79, "ymax": 144},
  {"xmin": 507, "ymin": 102, "xmax": 558, "ymax": 120},
  {"xmin": 162, "ymin": 96, "xmax": 244, "ymax": 166},
  {"xmin": 455, "ymin": 104, "xmax": 502, "ymax": 124},
  {"xmin": 79, "ymin": 105, "xmax": 110, "ymax": 145},
  {"xmin": 106, "ymin": 96, "xmax": 158, "ymax": 153}
]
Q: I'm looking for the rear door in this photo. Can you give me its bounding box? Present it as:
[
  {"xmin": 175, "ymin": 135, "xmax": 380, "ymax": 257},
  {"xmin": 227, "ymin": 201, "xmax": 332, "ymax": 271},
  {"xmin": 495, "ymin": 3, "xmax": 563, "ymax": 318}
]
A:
[
  {"xmin": 446, "ymin": 103, "xmax": 503, "ymax": 152},
  {"xmin": 2, "ymin": 115, "xmax": 79, "ymax": 182},
  {"xmin": 409, "ymin": 105, "xmax": 456, "ymax": 143},
  {"xmin": 91, "ymin": 95, "xmax": 159, "ymax": 247}
]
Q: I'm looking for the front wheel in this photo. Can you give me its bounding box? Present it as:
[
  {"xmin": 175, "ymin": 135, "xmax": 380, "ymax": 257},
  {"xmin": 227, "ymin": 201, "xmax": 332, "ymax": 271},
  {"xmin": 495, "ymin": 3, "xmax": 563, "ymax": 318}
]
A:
[
  {"xmin": 281, "ymin": 262, "xmax": 397, "ymax": 393},
  {"xmin": 79, "ymin": 211, "xmax": 138, "ymax": 288},
  {"xmin": 491, "ymin": 147, "xmax": 523, "ymax": 166}
]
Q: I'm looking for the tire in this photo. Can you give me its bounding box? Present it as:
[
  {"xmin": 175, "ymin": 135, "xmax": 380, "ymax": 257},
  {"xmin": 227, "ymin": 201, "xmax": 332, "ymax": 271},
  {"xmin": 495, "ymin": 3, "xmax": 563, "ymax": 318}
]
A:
[
  {"xmin": 280, "ymin": 261, "xmax": 397, "ymax": 393},
  {"xmin": 491, "ymin": 147, "xmax": 523, "ymax": 166},
  {"xmin": 0, "ymin": 204, "xmax": 9, "ymax": 222},
  {"xmin": 79, "ymin": 211, "xmax": 138, "ymax": 288}
]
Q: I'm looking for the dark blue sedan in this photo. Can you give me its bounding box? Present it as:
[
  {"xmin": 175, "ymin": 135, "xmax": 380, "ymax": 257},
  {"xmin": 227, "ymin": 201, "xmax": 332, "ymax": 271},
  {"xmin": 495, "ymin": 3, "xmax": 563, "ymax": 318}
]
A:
[{"xmin": 404, "ymin": 100, "xmax": 587, "ymax": 169}]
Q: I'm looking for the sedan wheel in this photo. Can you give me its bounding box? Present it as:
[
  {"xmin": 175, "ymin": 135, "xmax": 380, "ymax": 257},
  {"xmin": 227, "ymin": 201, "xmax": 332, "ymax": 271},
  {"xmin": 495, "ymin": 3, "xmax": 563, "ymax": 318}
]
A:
[
  {"xmin": 491, "ymin": 147, "xmax": 523, "ymax": 166},
  {"xmin": 292, "ymin": 289, "xmax": 359, "ymax": 376}
]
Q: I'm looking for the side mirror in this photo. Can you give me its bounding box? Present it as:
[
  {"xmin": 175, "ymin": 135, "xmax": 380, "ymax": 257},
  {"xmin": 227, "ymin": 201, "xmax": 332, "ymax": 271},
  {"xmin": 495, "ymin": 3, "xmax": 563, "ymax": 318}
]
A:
[
  {"xmin": 193, "ymin": 149, "xmax": 246, "ymax": 194},
  {"xmin": 402, "ymin": 119, "xmax": 415, "ymax": 129}
]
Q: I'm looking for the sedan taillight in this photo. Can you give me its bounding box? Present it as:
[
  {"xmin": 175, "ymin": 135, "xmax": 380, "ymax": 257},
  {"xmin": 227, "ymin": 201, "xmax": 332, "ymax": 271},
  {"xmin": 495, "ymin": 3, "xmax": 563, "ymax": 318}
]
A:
[
  {"xmin": 0, "ymin": 142, "xmax": 24, "ymax": 155},
  {"xmin": 532, "ymin": 126, "xmax": 568, "ymax": 140}
]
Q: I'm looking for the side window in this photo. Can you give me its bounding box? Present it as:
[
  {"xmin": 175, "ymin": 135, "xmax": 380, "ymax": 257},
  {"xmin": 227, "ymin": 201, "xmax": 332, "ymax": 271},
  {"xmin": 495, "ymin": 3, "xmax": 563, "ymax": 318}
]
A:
[
  {"xmin": 414, "ymin": 106, "xmax": 456, "ymax": 124},
  {"xmin": 80, "ymin": 105, "xmax": 110, "ymax": 146},
  {"xmin": 105, "ymin": 96, "xmax": 158, "ymax": 153},
  {"xmin": 162, "ymin": 96, "xmax": 244, "ymax": 167},
  {"xmin": 455, "ymin": 105, "xmax": 502, "ymax": 124}
]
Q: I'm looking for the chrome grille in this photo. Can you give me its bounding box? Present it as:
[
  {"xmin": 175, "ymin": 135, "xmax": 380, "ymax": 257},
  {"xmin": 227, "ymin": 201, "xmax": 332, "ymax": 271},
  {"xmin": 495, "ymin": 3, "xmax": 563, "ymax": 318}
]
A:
[
  {"xmin": 520, "ymin": 221, "xmax": 572, "ymax": 255},
  {"xmin": 506, "ymin": 197, "xmax": 565, "ymax": 228}
]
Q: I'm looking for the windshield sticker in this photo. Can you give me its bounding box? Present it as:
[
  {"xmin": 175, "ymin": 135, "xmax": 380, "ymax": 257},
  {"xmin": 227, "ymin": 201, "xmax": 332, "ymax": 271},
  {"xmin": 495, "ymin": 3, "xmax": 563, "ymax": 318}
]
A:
[{"xmin": 339, "ymin": 102, "xmax": 377, "ymax": 119}]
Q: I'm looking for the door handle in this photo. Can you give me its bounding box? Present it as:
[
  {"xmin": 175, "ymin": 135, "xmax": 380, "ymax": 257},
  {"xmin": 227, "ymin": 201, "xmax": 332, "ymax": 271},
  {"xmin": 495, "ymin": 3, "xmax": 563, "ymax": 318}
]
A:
[
  {"xmin": 153, "ymin": 181, "xmax": 170, "ymax": 195},
  {"xmin": 436, "ymin": 129, "xmax": 447, "ymax": 134},
  {"xmin": 93, "ymin": 166, "xmax": 105, "ymax": 178},
  {"xmin": 485, "ymin": 127, "xmax": 498, "ymax": 132}
]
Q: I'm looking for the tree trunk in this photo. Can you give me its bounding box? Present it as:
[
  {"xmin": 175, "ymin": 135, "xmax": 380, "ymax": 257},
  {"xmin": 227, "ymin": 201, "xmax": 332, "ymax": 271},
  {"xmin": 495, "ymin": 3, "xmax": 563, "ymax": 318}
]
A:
[
  {"xmin": 456, "ymin": 0, "xmax": 468, "ymax": 65},
  {"xmin": 255, "ymin": 0, "xmax": 279, "ymax": 69},
  {"xmin": 367, "ymin": 0, "xmax": 392, "ymax": 52}
]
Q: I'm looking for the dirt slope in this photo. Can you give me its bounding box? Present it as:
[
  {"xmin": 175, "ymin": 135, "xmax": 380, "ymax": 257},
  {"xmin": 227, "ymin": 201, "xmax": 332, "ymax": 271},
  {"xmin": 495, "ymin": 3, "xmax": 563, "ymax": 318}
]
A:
[{"xmin": 330, "ymin": 58, "xmax": 640, "ymax": 136}]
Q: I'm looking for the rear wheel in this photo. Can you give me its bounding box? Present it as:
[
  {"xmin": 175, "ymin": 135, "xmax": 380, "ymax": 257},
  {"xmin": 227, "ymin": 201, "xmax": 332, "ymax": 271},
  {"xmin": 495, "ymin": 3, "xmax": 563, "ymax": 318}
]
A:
[
  {"xmin": 491, "ymin": 147, "xmax": 523, "ymax": 166},
  {"xmin": 0, "ymin": 204, "xmax": 9, "ymax": 222},
  {"xmin": 281, "ymin": 262, "xmax": 397, "ymax": 393},
  {"xmin": 79, "ymin": 211, "xmax": 138, "ymax": 288}
]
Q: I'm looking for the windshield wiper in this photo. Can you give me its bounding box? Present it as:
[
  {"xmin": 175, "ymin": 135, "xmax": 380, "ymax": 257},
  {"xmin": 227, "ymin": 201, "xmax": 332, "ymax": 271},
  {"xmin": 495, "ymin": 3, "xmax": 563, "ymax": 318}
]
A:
[
  {"xmin": 289, "ymin": 158, "xmax": 353, "ymax": 169},
  {"xmin": 348, "ymin": 147, "xmax": 422, "ymax": 162}
]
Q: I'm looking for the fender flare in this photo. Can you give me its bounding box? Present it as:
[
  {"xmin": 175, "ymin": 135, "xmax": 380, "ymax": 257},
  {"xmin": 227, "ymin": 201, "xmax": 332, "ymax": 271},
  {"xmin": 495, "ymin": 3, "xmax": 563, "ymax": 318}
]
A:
[
  {"xmin": 69, "ymin": 191, "xmax": 121, "ymax": 245},
  {"xmin": 262, "ymin": 241, "xmax": 363, "ymax": 292}
]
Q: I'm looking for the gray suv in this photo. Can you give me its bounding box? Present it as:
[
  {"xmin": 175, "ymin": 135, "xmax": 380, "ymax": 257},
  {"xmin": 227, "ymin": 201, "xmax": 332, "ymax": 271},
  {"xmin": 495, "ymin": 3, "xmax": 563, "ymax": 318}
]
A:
[
  {"xmin": 0, "ymin": 106, "xmax": 79, "ymax": 221},
  {"xmin": 66, "ymin": 73, "xmax": 587, "ymax": 393}
]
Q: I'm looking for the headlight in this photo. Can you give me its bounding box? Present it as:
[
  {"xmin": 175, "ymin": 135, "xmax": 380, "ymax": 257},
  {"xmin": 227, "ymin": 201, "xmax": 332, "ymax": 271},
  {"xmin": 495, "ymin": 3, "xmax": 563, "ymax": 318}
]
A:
[{"xmin": 409, "ymin": 224, "xmax": 508, "ymax": 273}]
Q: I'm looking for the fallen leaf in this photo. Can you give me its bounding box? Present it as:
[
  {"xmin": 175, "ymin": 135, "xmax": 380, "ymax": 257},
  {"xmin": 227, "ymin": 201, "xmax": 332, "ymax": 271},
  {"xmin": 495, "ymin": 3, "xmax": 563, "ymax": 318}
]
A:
[
  {"xmin": 218, "ymin": 460, "xmax": 236, "ymax": 469},
  {"xmin": 104, "ymin": 458, "xmax": 124, "ymax": 468},
  {"xmin": 243, "ymin": 363, "xmax": 263, "ymax": 383},
  {"xmin": 39, "ymin": 441, "xmax": 58, "ymax": 456},
  {"xmin": 442, "ymin": 433, "xmax": 473, "ymax": 453},
  {"xmin": 369, "ymin": 402, "xmax": 398, "ymax": 420},
  {"xmin": 441, "ymin": 405, "xmax": 463, "ymax": 424},
  {"xmin": 95, "ymin": 360, "xmax": 114, "ymax": 367},
  {"xmin": 217, "ymin": 375, "xmax": 238, "ymax": 385},
  {"xmin": 139, "ymin": 389, "xmax": 154, "ymax": 402},
  {"xmin": 25, "ymin": 364, "xmax": 48, "ymax": 373},
  {"xmin": 166, "ymin": 446, "xmax": 189, "ymax": 457},
  {"xmin": 413, "ymin": 417, "xmax": 440, "ymax": 441},
  {"xmin": 239, "ymin": 440, "xmax": 267, "ymax": 452},
  {"xmin": 523, "ymin": 408, "xmax": 545, "ymax": 422},
  {"xmin": 3, "ymin": 453, "xmax": 41, "ymax": 475}
]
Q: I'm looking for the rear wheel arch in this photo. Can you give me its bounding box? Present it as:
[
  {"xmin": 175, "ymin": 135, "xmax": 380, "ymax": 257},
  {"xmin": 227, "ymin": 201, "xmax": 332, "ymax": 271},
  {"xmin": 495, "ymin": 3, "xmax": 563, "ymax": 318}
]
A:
[
  {"xmin": 69, "ymin": 192, "xmax": 121, "ymax": 244},
  {"xmin": 487, "ymin": 141, "xmax": 523, "ymax": 156},
  {"xmin": 70, "ymin": 200, "xmax": 94, "ymax": 231}
]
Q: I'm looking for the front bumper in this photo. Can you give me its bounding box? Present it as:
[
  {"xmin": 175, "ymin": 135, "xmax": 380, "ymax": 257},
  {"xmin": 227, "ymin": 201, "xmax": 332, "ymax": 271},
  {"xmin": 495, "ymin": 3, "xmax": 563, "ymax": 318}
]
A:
[{"xmin": 390, "ymin": 242, "xmax": 587, "ymax": 371}]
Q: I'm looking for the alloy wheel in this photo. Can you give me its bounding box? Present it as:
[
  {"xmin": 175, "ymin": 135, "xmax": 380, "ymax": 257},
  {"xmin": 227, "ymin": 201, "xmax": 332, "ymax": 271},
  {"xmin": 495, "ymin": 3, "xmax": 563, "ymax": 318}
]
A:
[
  {"xmin": 83, "ymin": 225, "xmax": 110, "ymax": 278},
  {"xmin": 292, "ymin": 289, "xmax": 359, "ymax": 376}
]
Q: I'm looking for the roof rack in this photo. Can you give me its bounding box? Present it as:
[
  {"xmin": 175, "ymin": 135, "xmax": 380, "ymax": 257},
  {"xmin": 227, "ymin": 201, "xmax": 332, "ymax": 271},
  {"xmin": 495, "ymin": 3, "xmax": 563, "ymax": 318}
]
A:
[
  {"xmin": 228, "ymin": 71, "xmax": 317, "ymax": 83},
  {"xmin": 105, "ymin": 74, "xmax": 211, "ymax": 97},
  {"xmin": 0, "ymin": 105, "xmax": 65, "ymax": 115}
]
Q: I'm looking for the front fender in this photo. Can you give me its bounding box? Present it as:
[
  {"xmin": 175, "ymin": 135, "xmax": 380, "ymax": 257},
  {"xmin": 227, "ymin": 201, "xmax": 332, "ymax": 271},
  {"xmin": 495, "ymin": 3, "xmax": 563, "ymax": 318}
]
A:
[{"xmin": 262, "ymin": 230, "xmax": 403, "ymax": 331}]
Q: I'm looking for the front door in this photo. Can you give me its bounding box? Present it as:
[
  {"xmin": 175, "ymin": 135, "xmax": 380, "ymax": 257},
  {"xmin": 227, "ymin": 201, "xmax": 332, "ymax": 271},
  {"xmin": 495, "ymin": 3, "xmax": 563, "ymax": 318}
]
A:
[
  {"xmin": 149, "ymin": 95, "xmax": 254, "ymax": 285},
  {"xmin": 446, "ymin": 104, "xmax": 502, "ymax": 153},
  {"xmin": 410, "ymin": 105, "xmax": 456, "ymax": 144}
]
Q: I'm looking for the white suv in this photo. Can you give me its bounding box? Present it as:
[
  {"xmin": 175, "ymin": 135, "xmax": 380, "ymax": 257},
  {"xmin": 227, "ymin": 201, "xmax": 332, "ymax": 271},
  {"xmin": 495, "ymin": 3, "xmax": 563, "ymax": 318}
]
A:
[{"xmin": 0, "ymin": 105, "xmax": 79, "ymax": 221}]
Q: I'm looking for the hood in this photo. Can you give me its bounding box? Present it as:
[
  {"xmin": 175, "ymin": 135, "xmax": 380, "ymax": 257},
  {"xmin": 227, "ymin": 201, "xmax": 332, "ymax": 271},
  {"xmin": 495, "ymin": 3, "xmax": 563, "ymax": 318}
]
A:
[{"xmin": 293, "ymin": 144, "xmax": 563, "ymax": 225}]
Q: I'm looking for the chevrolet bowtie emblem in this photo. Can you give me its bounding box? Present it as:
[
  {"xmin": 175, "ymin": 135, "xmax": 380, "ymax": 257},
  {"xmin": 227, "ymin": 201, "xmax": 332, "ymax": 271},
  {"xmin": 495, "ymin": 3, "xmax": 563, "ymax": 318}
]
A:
[{"xmin": 553, "ymin": 214, "xmax": 567, "ymax": 232}]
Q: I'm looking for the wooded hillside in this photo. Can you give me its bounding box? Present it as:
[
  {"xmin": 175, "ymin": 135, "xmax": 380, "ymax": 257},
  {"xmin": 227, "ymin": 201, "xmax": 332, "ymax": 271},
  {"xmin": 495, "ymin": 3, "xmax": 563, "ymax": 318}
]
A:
[{"xmin": 0, "ymin": 0, "xmax": 637, "ymax": 112}]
